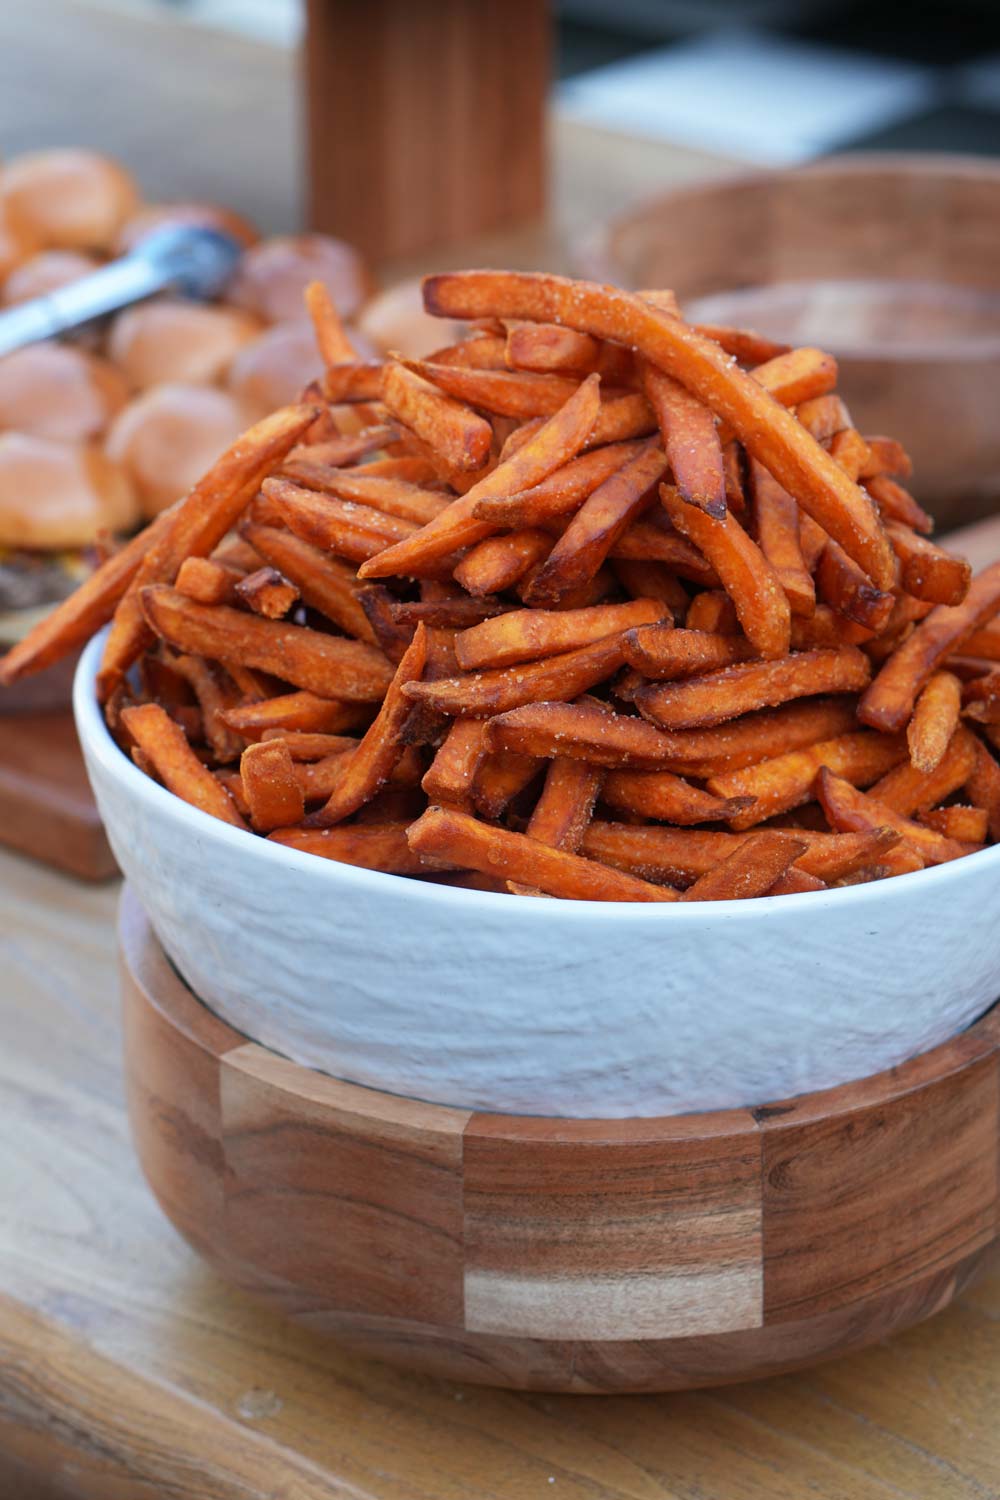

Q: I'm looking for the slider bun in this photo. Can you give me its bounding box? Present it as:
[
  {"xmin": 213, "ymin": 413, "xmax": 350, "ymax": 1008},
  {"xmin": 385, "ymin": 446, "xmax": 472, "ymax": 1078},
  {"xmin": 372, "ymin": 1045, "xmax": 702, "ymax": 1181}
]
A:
[
  {"xmin": 357, "ymin": 275, "xmax": 462, "ymax": 357},
  {"xmin": 108, "ymin": 298, "xmax": 260, "ymax": 390},
  {"xmin": 2, "ymin": 249, "xmax": 101, "ymax": 305},
  {"xmin": 228, "ymin": 233, "xmax": 371, "ymax": 324},
  {"xmin": 0, "ymin": 342, "xmax": 128, "ymax": 441},
  {"xmin": 0, "ymin": 198, "xmax": 41, "ymax": 281},
  {"xmin": 0, "ymin": 150, "xmax": 139, "ymax": 253},
  {"xmin": 226, "ymin": 319, "xmax": 323, "ymax": 420},
  {"xmin": 0, "ymin": 432, "xmax": 138, "ymax": 549},
  {"xmin": 105, "ymin": 382, "xmax": 247, "ymax": 518},
  {"xmin": 114, "ymin": 200, "xmax": 259, "ymax": 256}
]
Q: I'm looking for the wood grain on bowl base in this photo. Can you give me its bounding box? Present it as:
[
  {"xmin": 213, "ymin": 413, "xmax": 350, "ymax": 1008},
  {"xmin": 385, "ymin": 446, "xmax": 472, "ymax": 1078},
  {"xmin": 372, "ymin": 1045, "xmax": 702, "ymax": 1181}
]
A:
[{"xmin": 120, "ymin": 886, "xmax": 1000, "ymax": 1392}]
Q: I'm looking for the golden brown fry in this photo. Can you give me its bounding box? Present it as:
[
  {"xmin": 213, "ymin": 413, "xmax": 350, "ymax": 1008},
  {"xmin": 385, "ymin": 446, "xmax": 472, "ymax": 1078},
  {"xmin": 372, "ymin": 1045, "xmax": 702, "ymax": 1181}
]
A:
[
  {"xmin": 680, "ymin": 830, "xmax": 807, "ymax": 901},
  {"xmin": 453, "ymin": 529, "xmax": 552, "ymax": 596},
  {"xmin": 506, "ymin": 323, "xmax": 600, "ymax": 373},
  {"xmin": 815, "ymin": 540, "xmax": 896, "ymax": 631},
  {"xmin": 860, "ymin": 561, "xmax": 1000, "ymax": 732},
  {"xmin": 906, "ymin": 671, "xmax": 963, "ymax": 774},
  {"xmin": 235, "ymin": 566, "xmax": 299, "ymax": 620},
  {"xmin": 168, "ymin": 653, "xmax": 244, "ymax": 763},
  {"xmin": 407, "ymin": 805, "xmax": 678, "ymax": 902},
  {"xmin": 222, "ymin": 692, "xmax": 369, "ymax": 738},
  {"xmin": 707, "ymin": 729, "xmax": 907, "ymax": 829},
  {"xmin": 381, "ymin": 361, "xmax": 492, "ymax": 473},
  {"xmin": 790, "ymin": 605, "xmax": 874, "ymax": 649},
  {"xmin": 269, "ymin": 821, "xmax": 433, "ymax": 874},
  {"xmin": 421, "ymin": 718, "xmax": 489, "ymax": 807},
  {"xmin": 685, "ymin": 590, "xmax": 739, "ymax": 634},
  {"xmin": 966, "ymin": 736, "xmax": 1000, "ymax": 840},
  {"xmin": 142, "ymin": 586, "xmax": 393, "ymax": 701},
  {"xmin": 456, "ymin": 599, "xmax": 664, "ymax": 671},
  {"xmin": 472, "ymin": 441, "xmax": 646, "ymax": 528},
  {"xmin": 918, "ymin": 804, "xmax": 988, "ymax": 842},
  {"xmin": 278, "ymin": 458, "xmax": 451, "ymax": 525},
  {"xmin": 406, "ymin": 358, "xmax": 586, "ymax": 419},
  {"xmin": 261, "ymin": 476, "xmax": 418, "ymax": 563},
  {"xmin": 816, "ymin": 767, "xmax": 971, "ymax": 865},
  {"xmin": 240, "ymin": 739, "xmax": 305, "ymax": 833},
  {"xmin": 796, "ymin": 394, "xmax": 850, "ymax": 443},
  {"xmin": 525, "ymin": 758, "xmax": 603, "ymax": 851},
  {"xmin": 485, "ymin": 697, "xmax": 680, "ymax": 769},
  {"xmin": 623, "ymin": 625, "xmax": 756, "ymax": 678},
  {"xmin": 886, "ymin": 523, "xmax": 971, "ymax": 607},
  {"xmin": 312, "ymin": 624, "xmax": 428, "ymax": 824},
  {"xmin": 872, "ymin": 724, "xmax": 977, "ymax": 813},
  {"xmin": 642, "ymin": 363, "xmax": 725, "ymax": 517},
  {"xmin": 98, "ymin": 404, "xmax": 318, "ymax": 697},
  {"xmin": 749, "ymin": 458, "xmax": 815, "ymax": 617},
  {"xmin": 521, "ymin": 441, "xmax": 668, "ymax": 607},
  {"xmin": 472, "ymin": 749, "xmax": 543, "ymax": 818},
  {"xmin": 121, "ymin": 702, "xmax": 246, "ymax": 827},
  {"xmin": 609, "ymin": 518, "xmax": 717, "ymax": 587},
  {"xmin": 175, "ymin": 555, "xmax": 243, "ymax": 607},
  {"xmin": 636, "ymin": 646, "xmax": 869, "ymax": 731},
  {"xmin": 403, "ymin": 632, "xmax": 628, "ymax": 718},
  {"xmin": 601, "ymin": 767, "xmax": 752, "ymax": 825},
  {"xmin": 866, "ymin": 474, "xmax": 932, "ymax": 534},
  {"xmin": 304, "ymin": 279, "xmax": 360, "ymax": 366},
  {"xmin": 259, "ymin": 729, "xmax": 359, "ymax": 760},
  {"xmin": 359, "ymin": 374, "xmax": 601, "ymax": 579},
  {"xmin": 660, "ymin": 482, "xmax": 790, "ymax": 657},
  {"xmin": 693, "ymin": 325, "xmax": 790, "ymax": 365},
  {"xmin": 826, "ymin": 427, "xmax": 870, "ymax": 482},
  {"xmin": 241, "ymin": 521, "xmax": 377, "ymax": 645}
]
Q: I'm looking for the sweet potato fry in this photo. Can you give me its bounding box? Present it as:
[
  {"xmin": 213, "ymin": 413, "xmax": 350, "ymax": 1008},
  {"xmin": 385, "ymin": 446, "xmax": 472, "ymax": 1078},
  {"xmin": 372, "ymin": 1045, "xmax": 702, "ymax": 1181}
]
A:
[
  {"xmin": 453, "ymin": 529, "xmax": 552, "ymax": 596},
  {"xmin": 424, "ymin": 272, "xmax": 895, "ymax": 589},
  {"xmin": 456, "ymin": 599, "xmax": 664, "ymax": 671},
  {"xmin": 240, "ymin": 739, "xmax": 305, "ymax": 832},
  {"xmin": 826, "ymin": 426, "xmax": 870, "ymax": 482},
  {"xmin": 472, "ymin": 749, "xmax": 543, "ymax": 818},
  {"xmin": 168, "ymin": 653, "xmax": 244, "ymax": 762},
  {"xmin": 707, "ymin": 729, "xmax": 907, "ymax": 829},
  {"xmin": 623, "ymin": 625, "xmax": 755, "ymax": 679},
  {"xmin": 260, "ymin": 730, "xmax": 359, "ymax": 760},
  {"xmin": 872, "ymin": 724, "xmax": 977, "ymax": 813},
  {"xmin": 98, "ymin": 404, "xmax": 318, "ymax": 697},
  {"xmin": 906, "ymin": 671, "xmax": 963, "ymax": 774},
  {"xmin": 766, "ymin": 867, "xmax": 827, "ymax": 894},
  {"xmin": 586, "ymin": 391, "xmax": 658, "ymax": 446},
  {"xmin": 749, "ymin": 347, "xmax": 838, "ymax": 406},
  {"xmin": 506, "ymin": 323, "xmax": 599, "ymax": 373},
  {"xmin": 175, "ymin": 555, "xmax": 243, "ymax": 606},
  {"xmin": 918, "ymin": 804, "xmax": 988, "ymax": 843},
  {"xmin": 612, "ymin": 559, "xmax": 689, "ymax": 618},
  {"xmin": 789, "ymin": 605, "xmax": 874, "ymax": 649},
  {"xmin": 142, "ymin": 586, "xmax": 393, "ymax": 700},
  {"xmin": 261, "ymin": 477, "xmax": 418, "ymax": 563},
  {"xmin": 403, "ymin": 632, "xmax": 628, "ymax": 718},
  {"xmin": 860, "ymin": 561, "xmax": 1000, "ymax": 731},
  {"xmin": 685, "ymin": 590, "xmax": 739, "ymax": 634},
  {"xmin": 485, "ymin": 697, "xmax": 680, "ymax": 770},
  {"xmin": 421, "ymin": 718, "xmax": 489, "ymax": 807},
  {"xmin": 750, "ymin": 458, "xmax": 815, "ymax": 617},
  {"xmin": 680, "ymin": 830, "xmax": 807, "ymax": 901},
  {"xmin": 966, "ymin": 737, "xmax": 1000, "ymax": 840},
  {"xmin": 405, "ymin": 358, "xmax": 588, "ymax": 419},
  {"xmin": 693, "ymin": 325, "xmax": 790, "ymax": 365},
  {"xmin": 525, "ymin": 758, "xmax": 604, "ymax": 851},
  {"xmin": 407, "ymin": 805, "xmax": 678, "ymax": 902},
  {"xmin": 391, "ymin": 596, "xmax": 507, "ymax": 629},
  {"xmin": 816, "ymin": 767, "xmax": 970, "ymax": 865},
  {"xmin": 312, "ymin": 624, "xmax": 428, "ymax": 824},
  {"xmin": 240, "ymin": 522, "xmax": 376, "ymax": 645},
  {"xmin": 660, "ymin": 482, "xmax": 790, "ymax": 657},
  {"xmin": 430, "ymin": 333, "xmax": 507, "ymax": 368},
  {"xmin": 866, "ymin": 474, "xmax": 932, "ymax": 535},
  {"xmin": 642, "ymin": 363, "xmax": 725, "ymax": 518},
  {"xmin": 626, "ymin": 697, "xmax": 859, "ymax": 778},
  {"xmin": 269, "ymin": 821, "xmax": 433, "ymax": 874},
  {"xmin": 886, "ymin": 523, "xmax": 971, "ymax": 607},
  {"xmin": 351, "ymin": 455, "xmax": 442, "ymax": 484},
  {"xmin": 320, "ymin": 361, "xmax": 384, "ymax": 403},
  {"xmin": 814, "ymin": 540, "xmax": 896, "ymax": 631},
  {"xmin": 472, "ymin": 441, "xmax": 646, "ymax": 528},
  {"xmin": 380, "ymin": 361, "xmax": 492, "ymax": 474},
  {"xmin": 859, "ymin": 437, "xmax": 912, "ymax": 481},
  {"xmin": 120, "ymin": 702, "xmax": 246, "ymax": 827},
  {"xmin": 222, "ymin": 692, "xmax": 369, "ymax": 738},
  {"xmin": 601, "ymin": 767, "xmax": 752, "ymax": 825},
  {"xmin": 358, "ymin": 374, "xmax": 601, "ymax": 579},
  {"xmin": 795, "ymin": 395, "xmax": 850, "ymax": 443},
  {"xmin": 521, "ymin": 441, "xmax": 668, "ymax": 607},
  {"xmin": 278, "ymin": 458, "xmax": 451, "ymax": 526},
  {"xmin": 297, "ymin": 426, "xmax": 399, "ymax": 468},
  {"xmin": 235, "ymin": 566, "xmax": 299, "ymax": 620},
  {"xmin": 609, "ymin": 517, "xmax": 718, "ymax": 587},
  {"xmin": 637, "ymin": 646, "xmax": 869, "ymax": 731},
  {"xmin": 0, "ymin": 499, "xmax": 180, "ymax": 685},
  {"xmin": 304, "ymin": 279, "xmax": 361, "ymax": 366}
]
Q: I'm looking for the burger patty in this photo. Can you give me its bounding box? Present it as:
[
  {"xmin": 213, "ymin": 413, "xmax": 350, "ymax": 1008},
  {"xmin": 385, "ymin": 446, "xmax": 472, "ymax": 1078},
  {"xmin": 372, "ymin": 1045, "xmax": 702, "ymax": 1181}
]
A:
[{"xmin": 0, "ymin": 548, "xmax": 93, "ymax": 613}]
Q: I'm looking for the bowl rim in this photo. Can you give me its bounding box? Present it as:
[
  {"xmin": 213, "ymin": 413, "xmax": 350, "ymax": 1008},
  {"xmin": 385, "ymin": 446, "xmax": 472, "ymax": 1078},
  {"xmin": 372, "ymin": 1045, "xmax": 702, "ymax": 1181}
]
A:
[
  {"xmin": 75, "ymin": 628, "xmax": 1000, "ymax": 924},
  {"xmin": 576, "ymin": 150, "xmax": 1000, "ymax": 363}
]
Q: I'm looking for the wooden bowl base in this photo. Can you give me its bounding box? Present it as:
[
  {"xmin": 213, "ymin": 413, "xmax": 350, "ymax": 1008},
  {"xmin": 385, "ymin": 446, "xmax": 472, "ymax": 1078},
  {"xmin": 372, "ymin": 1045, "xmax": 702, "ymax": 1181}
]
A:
[{"xmin": 119, "ymin": 886, "xmax": 1000, "ymax": 1393}]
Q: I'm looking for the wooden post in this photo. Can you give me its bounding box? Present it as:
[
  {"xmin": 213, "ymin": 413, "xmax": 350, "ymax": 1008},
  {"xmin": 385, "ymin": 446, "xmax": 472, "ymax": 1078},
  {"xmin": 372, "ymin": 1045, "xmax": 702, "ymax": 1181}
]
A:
[{"xmin": 304, "ymin": 0, "xmax": 549, "ymax": 264}]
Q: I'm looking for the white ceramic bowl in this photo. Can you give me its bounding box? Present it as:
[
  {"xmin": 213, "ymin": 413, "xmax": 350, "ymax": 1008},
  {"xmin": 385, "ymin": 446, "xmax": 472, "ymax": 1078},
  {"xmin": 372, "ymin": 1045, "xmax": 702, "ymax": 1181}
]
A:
[{"xmin": 75, "ymin": 632, "xmax": 1000, "ymax": 1118}]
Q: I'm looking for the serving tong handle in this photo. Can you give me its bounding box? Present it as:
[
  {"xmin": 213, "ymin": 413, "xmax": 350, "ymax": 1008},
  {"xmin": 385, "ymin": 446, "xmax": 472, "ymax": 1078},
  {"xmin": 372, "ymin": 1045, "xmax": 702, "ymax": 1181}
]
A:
[{"xmin": 0, "ymin": 224, "xmax": 244, "ymax": 358}]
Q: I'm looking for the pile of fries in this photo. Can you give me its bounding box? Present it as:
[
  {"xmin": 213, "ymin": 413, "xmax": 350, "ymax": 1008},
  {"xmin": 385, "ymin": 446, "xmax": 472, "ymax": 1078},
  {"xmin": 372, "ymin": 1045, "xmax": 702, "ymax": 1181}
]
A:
[{"xmin": 5, "ymin": 270, "xmax": 1000, "ymax": 903}]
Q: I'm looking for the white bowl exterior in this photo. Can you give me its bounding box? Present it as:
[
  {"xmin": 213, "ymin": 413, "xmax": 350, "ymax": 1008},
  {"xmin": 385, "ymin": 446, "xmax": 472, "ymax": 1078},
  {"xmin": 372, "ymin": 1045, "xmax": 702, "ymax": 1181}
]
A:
[{"xmin": 76, "ymin": 634, "xmax": 1000, "ymax": 1118}]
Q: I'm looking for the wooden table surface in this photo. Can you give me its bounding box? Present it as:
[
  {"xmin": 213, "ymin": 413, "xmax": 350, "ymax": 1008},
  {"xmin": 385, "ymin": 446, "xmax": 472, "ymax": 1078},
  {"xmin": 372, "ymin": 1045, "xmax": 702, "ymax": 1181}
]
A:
[{"xmin": 4, "ymin": 5, "xmax": 1000, "ymax": 1496}]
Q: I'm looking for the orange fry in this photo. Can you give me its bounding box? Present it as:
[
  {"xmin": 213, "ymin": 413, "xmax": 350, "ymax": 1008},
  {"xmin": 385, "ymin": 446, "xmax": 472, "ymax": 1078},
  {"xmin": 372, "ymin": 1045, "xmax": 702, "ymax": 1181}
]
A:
[
  {"xmin": 313, "ymin": 624, "xmax": 428, "ymax": 824},
  {"xmin": 407, "ymin": 805, "xmax": 678, "ymax": 902},
  {"xmin": 424, "ymin": 273, "xmax": 895, "ymax": 589},
  {"xmin": 453, "ymin": 529, "xmax": 552, "ymax": 596},
  {"xmin": 680, "ymin": 830, "xmax": 807, "ymax": 902},
  {"xmin": 623, "ymin": 625, "xmax": 756, "ymax": 678},
  {"xmin": 859, "ymin": 437, "xmax": 912, "ymax": 481},
  {"xmin": 816, "ymin": 768, "xmax": 970, "ymax": 865},
  {"xmin": 814, "ymin": 539, "xmax": 895, "ymax": 631},
  {"xmin": 472, "ymin": 441, "xmax": 646, "ymax": 528},
  {"xmin": 456, "ymin": 598, "xmax": 664, "ymax": 671},
  {"xmin": 381, "ymin": 361, "xmax": 492, "ymax": 473},
  {"xmin": 402, "ymin": 632, "xmax": 628, "ymax": 718},
  {"xmin": 486, "ymin": 697, "xmax": 688, "ymax": 770},
  {"xmin": 642, "ymin": 363, "xmax": 726, "ymax": 518},
  {"xmin": 259, "ymin": 730, "xmax": 359, "ymax": 760},
  {"xmin": 637, "ymin": 646, "xmax": 870, "ymax": 731},
  {"xmin": 279, "ymin": 458, "xmax": 451, "ymax": 525},
  {"xmin": 240, "ymin": 739, "xmax": 305, "ymax": 832},
  {"xmin": 866, "ymin": 474, "xmax": 932, "ymax": 534},
  {"xmin": 521, "ymin": 441, "xmax": 668, "ymax": 607},
  {"xmin": 966, "ymin": 737, "xmax": 1000, "ymax": 840},
  {"xmin": 406, "ymin": 358, "xmax": 586, "ymax": 419},
  {"xmin": 906, "ymin": 671, "xmax": 963, "ymax": 774},
  {"xmin": 601, "ymin": 767, "xmax": 752, "ymax": 825},
  {"xmin": 871, "ymin": 724, "xmax": 977, "ymax": 813},
  {"xmin": 221, "ymin": 692, "xmax": 369, "ymax": 738},
  {"xmin": 693, "ymin": 325, "xmax": 790, "ymax": 365},
  {"xmin": 235, "ymin": 566, "xmax": 298, "ymax": 620},
  {"xmin": 918, "ymin": 804, "xmax": 988, "ymax": 842},
  {"xmin": 660, "ymin": 482, "xmax": 790, "ymax": 657},
  {"xmin": 421, "ymin": 718, "xmax": 489, "ymax": 807},
  {"xmin": 750, "ymin": 458, "xmax": 815, "ymax": 617},
  {"xmin": 175, "ymin": 555, "xmax": 243, "ymax": 607},
  {"xmin": 141, "ymin": 586, "xmax": 393, "ymax": 701},
  {"xmin": 304, "ymin": 279, "xmax": 360, "ymax": 366},
  {"xmin": 472, "ymin": 749, "xmax": 543, "ymax": 817},
  {"xmin": 269, "ymin": 821, "xmax": 432, "ymax": 874},
  {"xmin": 707, "ymin": 729, "xmax": 907, "ymax": 830},
  {"xmin": 120, "ymin": 702, "xmax": 245, "ymax": 827},
  {"xmin": 612, "ymin": 559, "xmax": 690, "ymax": 618},
  {"xmin": 506, "ymin": 322, "xmax": 600, "ymax": 373},
  {"xmin": 860, "ymin": 561, "xmax": 1000, "ymax": 731},
  {"xmin": 525, "ymin": 757, "xmax": 604, "ymax": 851},
  {"xmin": 241, "ymin": 522, "xmax": 376, "ymax": 645},
  {"xmin": 609, "ymin": 517, "xmax": 718, "ymax": 587},
  {"xmin": 886, "ymin": 522, "xmax": 971, "ymax": 607}
]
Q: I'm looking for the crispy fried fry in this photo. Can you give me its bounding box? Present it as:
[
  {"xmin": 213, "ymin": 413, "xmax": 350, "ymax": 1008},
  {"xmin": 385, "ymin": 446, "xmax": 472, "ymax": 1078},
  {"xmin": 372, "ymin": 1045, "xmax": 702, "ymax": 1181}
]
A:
[
  {"xmin": 866, "ymin": 474, "xmax": 932, "ymax": 534},
  {"xmin": 175, "ymin": 555, "xmax": 243, "ymax": 607},
  {"xmin": 142, "ymin": 586, "xmax": 393, "ymax": 700},
  {"xmin": 454, "ymin": 529, "xmax": 552, "ymax": 596},
  {"xmin": 966, "ymin": 736, "xmax": 1000, "ymax": 840},
  {"xmin": 636, "ymin": 646, "xmax": 870, "ymax": 731},
  {"xmin": 642, "ymin": 363, "xmax": 725, "ymax": 518},
  {"xmin": 609, "ymin": 516, "xmax": 718, "ymax": 586},
  {"xmin": 472, "ymin": 441, "xmax": 646, "ymax": 528},
  {"xmin": 816, "ymin": 767, "xmax": 971, "ymax": 865},
  {"xmin": 240, "ymin": 521, "xmax": 377, "ymax": 644},
  {"xmin": 421, "ymin": 718, "xmax": 489, "ymax": 807},
  {"xmin": 680, "ymin": 830, "xmax": 807, "ymax": 902},
  {"xmin": 304, "ymin": 278, "xmax": 360, "ymax": 366},
  {"xmin": 407, "ymin": 805, "xmax": 678, "ymax": 901},
  {"xmin": 872, "ymin": 723, "xmax": 977, "ymax": 813},
  {"xmin": 259, "ymin": 729, "xmax": 359, "ymax": 760},
  {"xmin": 269, "ymin": 821, "xmax": 433, "ymax": 874},
  {"xmin": 456, "ymin": 599, "xmax": 664, "ymax": 671},
  {"xmin": 506, "ymin": 323, "xmax": 600, "ymax": 373},
  {"xmin": 278, "ymin": 458, "xmax": 451, "ymax": 525},
  {"xmin": 168, "ymin": 653, "xmax": 244, "ymax": 762},
  {"xmin": 815, "ymin": 540, "xmax": 896, "ymax": 631},
  {"xmin": 121, "ymin": 702, "xmax": 246, "ymax": 827},
  {"xmin": 601, "ymin": 766, "xmax": 752, "ymax": 825},
  {"xmin": 693, "ymin": 325, "xmax": 790, "ymax": 364},
  {"xmin": 918, "ymin": 804, "xmax": 988, "ymax": 842},
  {"xmin": 886, "ymin": 523, "xmax": 971, "ymax": 606},
  {"xmin": 612, "ymin": 559, "xmax": 690, "ymax": 618},
  {"xmin": 707, "ymin": 729, "xmax": 907, "ymax": 829},
  {"xmin": 235, "ymin": 566, "xmax": 299, "ymax": 619},
  {"xmin": 261, "ymin": 477, "xmax": 418, "ymax": 563},
  {"xmin": 622, "ymin": 625, "xmax": 754, "ymax": 678},
  {"xmin": 750, "ymin": 458, "xmax": 815, "ymax": 617},
  {"xmin": 380, "ymin": 361, "xmax": 492, "ymax": 474},
  {"xmin": 906, "ymin": 671, "xmax": 963, "ymax": 774},
  {"xmin": 240, "ymin": 739, "xmax": 305, "ymax": 832},
  {"xmin": 403, "ymin": 632, "xmax": 628, "ymax": 718},
  {"xmin": 525, "ymin": 758, "xmax": 603, "ymax": 851},
  {"xmin": 485, "ymin": 698, "xmax": 678, "ymax": 769},
  {"xmin": 472, "ymin": 749, "xmax": 542, "ymax": 818}
]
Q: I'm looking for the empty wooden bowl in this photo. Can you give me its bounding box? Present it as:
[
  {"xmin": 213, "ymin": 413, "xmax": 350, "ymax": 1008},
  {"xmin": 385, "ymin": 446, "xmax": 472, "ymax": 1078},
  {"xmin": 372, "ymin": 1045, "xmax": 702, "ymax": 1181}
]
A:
[
  {"xmin": 578, "ymin": 153, "xmax": 1000, "ymax": 528},
  {"xmin": 121, "ymin": 886, "xmax": 1000, "ymax": 1393}
]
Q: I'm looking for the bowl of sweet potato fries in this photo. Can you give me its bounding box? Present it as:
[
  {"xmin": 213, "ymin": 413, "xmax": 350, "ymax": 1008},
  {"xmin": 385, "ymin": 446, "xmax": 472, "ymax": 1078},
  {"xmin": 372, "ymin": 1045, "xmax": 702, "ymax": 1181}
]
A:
[{"xmin": 6, "ymin": 266, "xmax": 1000, "ymax": 1117}]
